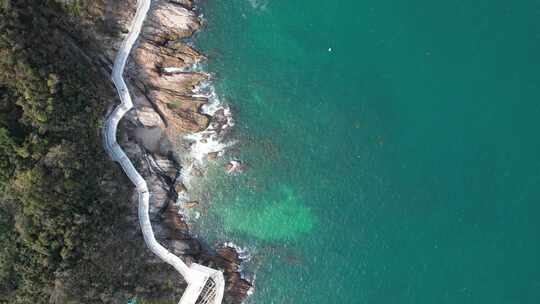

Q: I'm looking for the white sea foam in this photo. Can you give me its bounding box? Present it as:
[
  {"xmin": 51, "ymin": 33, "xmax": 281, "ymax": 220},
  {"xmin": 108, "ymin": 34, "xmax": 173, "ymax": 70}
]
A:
[
  {"xmin": 226, "ymin": 160, "xmax": 244, "ymax": 175},
  {"xmin": 183, "ymin": 78, "xmax": 236, "ymax": 167},
  {"xmin": 223, "ymin": 242, "xmax": 252, "ymax": 261},
  {"xmin": 222, "ymin": 241, "xmax": 256, "ymax": 288},
  {"xmin": 162, "ymin": 67, "xmax": 185, "ymax": 74},
  {"xmin": 176, "ymin": 66, "xmax": 236, "ymax": 207}
]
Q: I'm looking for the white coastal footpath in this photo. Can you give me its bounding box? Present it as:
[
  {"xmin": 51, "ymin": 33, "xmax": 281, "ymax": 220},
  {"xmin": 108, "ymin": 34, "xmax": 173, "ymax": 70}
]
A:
[{"xmin": 102, "ymin": 0, "xmax": 224, "ymax": 303}]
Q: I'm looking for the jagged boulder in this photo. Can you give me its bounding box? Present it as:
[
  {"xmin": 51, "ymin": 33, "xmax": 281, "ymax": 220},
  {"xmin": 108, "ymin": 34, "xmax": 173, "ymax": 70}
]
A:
[
  {"xmin": 136, "ymin": 106, "xmax": 165, "ymax": 128},
  {"xmin": 142, "ymin": 1, "xmax": 201, "ymax": 43}
]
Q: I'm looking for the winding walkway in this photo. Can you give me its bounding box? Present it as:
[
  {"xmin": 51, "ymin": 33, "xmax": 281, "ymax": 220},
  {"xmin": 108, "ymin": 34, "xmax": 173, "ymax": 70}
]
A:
[{"xmin": 102, "ymin": 1, "xmax": 224, "ymax": 303}]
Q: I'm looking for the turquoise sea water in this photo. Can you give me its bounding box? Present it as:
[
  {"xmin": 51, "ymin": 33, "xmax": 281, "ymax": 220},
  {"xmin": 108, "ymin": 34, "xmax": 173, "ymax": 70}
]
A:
[{"xmin": 192, "ymin": 0, "xmax": 540, "ymax": 303}]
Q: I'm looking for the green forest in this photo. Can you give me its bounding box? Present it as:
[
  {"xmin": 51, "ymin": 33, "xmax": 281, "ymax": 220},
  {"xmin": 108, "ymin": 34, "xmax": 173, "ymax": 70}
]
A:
[{"xmin": 0, "ymin": 1, "xmax": 142, "ymax": 302}]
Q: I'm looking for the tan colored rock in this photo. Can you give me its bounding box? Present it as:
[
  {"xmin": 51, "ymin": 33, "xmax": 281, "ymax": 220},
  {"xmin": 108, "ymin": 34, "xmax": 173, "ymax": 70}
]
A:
[
  {"xmin": 142, "ymin": 2, "xmax": 200, "ymax": 43},
  {"xmin": 174, "ymin": 182, "xmax": 187, "ymax": 194},
  {"xmin": 207, "ymin": 152, "xmax": 219, "ymax": 161},
  {"xmin": 134, "ymin": 41, "xmax": 203, "ymax": 73},
  {"xmin": 148, "ymin": 72, "xmax": 207, "ymax": 92},
  {"xmin": 136, "ymin": 106, "xmax": 164, "ymax": 127},
  {"xmin": 183, "ymin": 201, "xmax": 199, "ymax": 209},
  {"xmin": 115, "ymin": 1, "xmax": 211, "ymax": 136}
]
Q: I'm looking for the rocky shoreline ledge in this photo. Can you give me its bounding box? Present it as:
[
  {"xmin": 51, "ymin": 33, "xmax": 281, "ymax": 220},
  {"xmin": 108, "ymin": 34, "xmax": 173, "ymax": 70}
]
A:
[
  {"xmin": 79, "ymin": 0, "xmax": 252, "ymax": 302},
  {"xmin": 120, "ymin": 1, "xmax": 252, "ymax": 302}
]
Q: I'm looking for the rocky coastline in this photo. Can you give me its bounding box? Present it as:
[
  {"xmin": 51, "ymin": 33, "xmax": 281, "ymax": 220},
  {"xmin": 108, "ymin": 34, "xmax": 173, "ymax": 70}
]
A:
[{"xmin": 78, "ymin": 0, "xmax": 252, "ymax": 302}]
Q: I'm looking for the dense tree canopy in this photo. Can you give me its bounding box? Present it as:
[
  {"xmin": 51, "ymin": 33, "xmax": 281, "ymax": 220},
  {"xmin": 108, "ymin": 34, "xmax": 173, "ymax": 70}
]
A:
[{"xmin": 0, "ymin": 1, "xmax": 127, "ymax": 302}]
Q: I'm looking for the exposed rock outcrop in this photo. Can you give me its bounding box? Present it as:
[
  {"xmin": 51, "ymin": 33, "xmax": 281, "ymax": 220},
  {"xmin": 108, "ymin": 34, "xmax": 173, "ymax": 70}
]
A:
[{"xmin": 131, "ymin": 1, "xmax": 211, "ymax": 135}]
